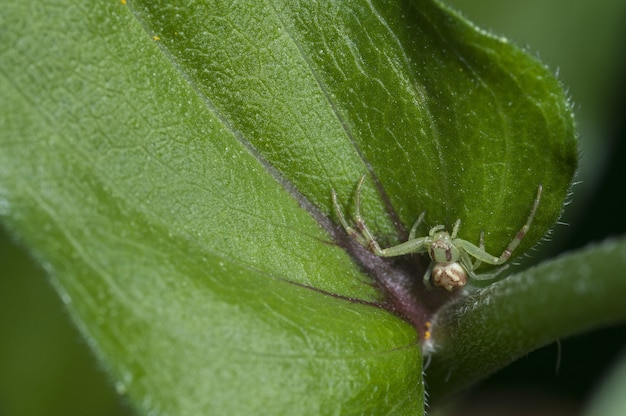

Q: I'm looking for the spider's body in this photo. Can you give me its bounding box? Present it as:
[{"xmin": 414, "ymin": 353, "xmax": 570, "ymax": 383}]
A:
[
  {"xmin": 425, "ymin": 227, "xmax": 471, "ymax": 291},
  {"xmin": 332, "ymin": 176, "xmax": 542, "ymax": 291}
]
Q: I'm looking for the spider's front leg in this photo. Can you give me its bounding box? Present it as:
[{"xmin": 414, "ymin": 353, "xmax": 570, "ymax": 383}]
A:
[
  {"xmin": 332, "ymin": 175, "xmax": 432, "ymax": 258},
  {"xmin": 350, "ymin": 174, "xmax": 388, "ymax": 255},
  {"xmin": 332, "ymin": 174, "xmax": 385, "ymax": 255},
  {"xmin": 458, "ymin": 184, "xmax": 543, "ymax": 267},
  {"xmin": 331, "ymin": 190, "xmax": 369, "ymax": 248},
  {"xmin": 494, "ymin": 184, "xmax": 543, "ymax": 264}
]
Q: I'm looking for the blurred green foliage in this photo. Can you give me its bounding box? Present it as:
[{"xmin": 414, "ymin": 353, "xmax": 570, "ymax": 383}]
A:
[{"xmin": 0, "ymin": 228, "xmax": 133, "ymax": 416}]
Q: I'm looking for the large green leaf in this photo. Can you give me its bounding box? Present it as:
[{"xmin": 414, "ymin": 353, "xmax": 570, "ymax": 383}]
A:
[{"xmin": 0, "ymin": 0, "xmax": 576, "ymax": 414}]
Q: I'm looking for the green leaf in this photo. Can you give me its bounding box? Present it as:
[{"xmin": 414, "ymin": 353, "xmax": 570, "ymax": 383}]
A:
[
  {"xmin": 0, "ymin": 0, "xmax": 576, "ymax": 414},
  {"xmin": 129, "ymin": 0, "xmax": 576, "ymax": 251},
  {"xmin": 425, "ymin": 236, "xmax": 626, "ymax": 402},
  {"xmin": 585, "ymin": 348, "xmax": 626, "ymax": 416}
]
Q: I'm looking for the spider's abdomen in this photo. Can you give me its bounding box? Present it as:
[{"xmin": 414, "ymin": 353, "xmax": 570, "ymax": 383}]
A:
[{"xmin": 432, "ymin": 262, "xmax": 467, "ymax": 291}]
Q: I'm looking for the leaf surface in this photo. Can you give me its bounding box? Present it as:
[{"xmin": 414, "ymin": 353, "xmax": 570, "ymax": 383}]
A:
[{"xmin": 0, "ymin": 0, "xmax": 576, "ymax": 414}]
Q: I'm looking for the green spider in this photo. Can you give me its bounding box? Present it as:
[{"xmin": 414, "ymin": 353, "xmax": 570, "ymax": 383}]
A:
[{"xmin": 332, "ymin": 175, "xmax": 542, "ymax": 291}]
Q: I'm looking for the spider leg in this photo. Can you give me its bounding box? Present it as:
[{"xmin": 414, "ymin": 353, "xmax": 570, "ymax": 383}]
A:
[
  {"xmin": 333, "ymin": 175, "xmax": 433, "ymax": 257},
  {"xmin": 456, "ymin": 184, "xmax": 543, "ymax": 266},
  {"xmin": 457, "ymin": 248, "xmax": 507, "ymax": 281},
  {"xmin": 423, "ymin": 261, "xmax": 435, "ymax": 289},
  {"xmin": 466, "ymin": 263, "xmax": 510, "ymax": 281},
  {"xmin": 351, "ymin": 174, "xmax": 387, "ymax": 255},
  {"xmin": 332, "ymin": 174, "xmax": 388, "ymax": 255},
  {"xmin": 332, "ymin": 188, "xmax": 370, "ymax": 247},
  {"xmin": 456, "ymin": 239, "xmax": 500, "ymax": 265},
  {"xmin": 472, "ymin": 231, "xmax": 485, "ymax": 270},
  {"xmin": 376, "ymin": 235, "xmax": 431, "ymax": 257},
  {"xmin": 450, "ymin": 219, "xmax": 461, "ymax": 239},
  {"xmin": 494, "ymin": 184, "xmax": 543, "ymax": 264},
  {"xmin": 408, "ymin": 212, "xmax": 426, "ymax": 240}
]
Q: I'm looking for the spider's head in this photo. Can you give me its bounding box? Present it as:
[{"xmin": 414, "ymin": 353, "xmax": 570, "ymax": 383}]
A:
[{"xmin": 428, "ymin": 231, "xmax": 461, "ymax": 263}]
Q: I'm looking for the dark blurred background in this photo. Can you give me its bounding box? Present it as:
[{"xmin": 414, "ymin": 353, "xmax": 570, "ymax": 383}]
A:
[{"xmin": 1, "ymin": 0, "xmax": 625, "ymax": 415}]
